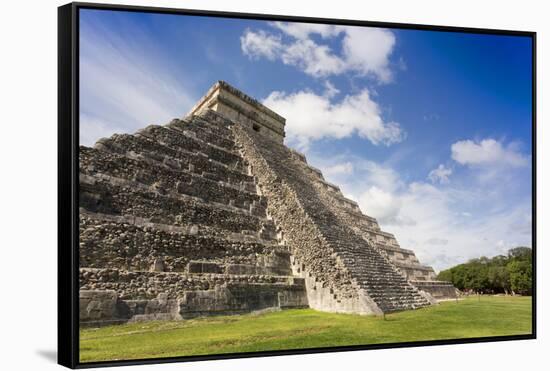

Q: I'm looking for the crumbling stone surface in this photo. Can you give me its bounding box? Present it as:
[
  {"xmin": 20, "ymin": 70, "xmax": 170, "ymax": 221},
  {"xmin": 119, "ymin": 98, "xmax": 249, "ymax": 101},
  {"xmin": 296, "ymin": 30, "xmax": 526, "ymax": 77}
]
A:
[
  {"xmin": 80, "ymin": 290, "xmax": 118, "ymax": 324},
  {"xmin": 79, "ymin": 215, "xmax": 287, "ymax": 273},
  {"xmin": 79, "ymin": 268, "xmax": 302, "ymax": 300},
  {"xmin": 79, "ymin": 178, "xmax": 270, "ymax": 233}
]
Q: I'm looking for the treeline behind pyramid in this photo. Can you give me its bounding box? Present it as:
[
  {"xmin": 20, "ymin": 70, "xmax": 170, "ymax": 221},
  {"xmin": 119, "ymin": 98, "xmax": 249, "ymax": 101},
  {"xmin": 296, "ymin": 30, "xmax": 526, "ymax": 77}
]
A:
[{"xmin": 437, "ymin": 247, "xmax": 532, "ymax": 295}]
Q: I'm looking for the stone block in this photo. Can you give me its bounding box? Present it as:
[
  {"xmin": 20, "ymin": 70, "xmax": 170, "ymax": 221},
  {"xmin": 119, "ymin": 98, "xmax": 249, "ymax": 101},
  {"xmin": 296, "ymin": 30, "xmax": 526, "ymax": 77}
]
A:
[
  {"xmin": 187, "ymin": 261, "xmax": 223, "ymax": 274},
  {"xmin": 79, "ymin": 290, "xmax": 118, "ymax": 323}
]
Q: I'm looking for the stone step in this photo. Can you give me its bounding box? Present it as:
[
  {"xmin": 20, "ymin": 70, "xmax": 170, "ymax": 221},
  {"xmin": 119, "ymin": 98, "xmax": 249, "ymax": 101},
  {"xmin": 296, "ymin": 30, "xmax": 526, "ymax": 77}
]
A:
[
  {"xmin": 375, "ymin": 244, "xmax": 416, "ymax": 256},
  {"xmin": 81, "ymin": 147, "xmax": 262, "ymax": 211},
  {"xmin": 392, "ymin": 261, "xmax": 435, "ymax": 271},
  {"xmin": 373, "ymin": 300, "xmax": 428, "ymax": 307},
  {"xmin": 339, "ymin": 255, "xmax": 397, "ymax": 265},
  {"xmin": 360, "ymin": 282, "xmax": 413, "ymax": 289},
  {"xmin": 359, "ymin": 281, "xmax": 416, "ymax": 293},
  {"xmin": 80, "ymin": 209, "xmax": 278, "ymax": 243},
  {"xmin": 167, "ymin": 118, "xmax": 236, "ymax": 151},
  {"xmin": 83, "ymin": 144, "xmax": 256, "ymax": 192},
  {"xmin": 79, "ymin": 178, "xmax": 272, "ymax": 234},
  {"xmin": 80, "ymin": 215, "xmax": 288, "ymax": 274},
  {"xmin": 96, "ymin": 124, "xmax": 245, "ymax": 172},
  {"xmin": 321, "ymin": 237, "xmax": 430, "ymax": 311},
  {"xmin": 187, "ymin": 112, "xmax": 234, "ymax": 137},
  {"xmin": 358, "ymin": 279, "xmax": 414, "ymax": 286},
  {"xmin": 80, "ymin": 169, "xmax": 267, "ymax": 218},
  {"xmin": 79, "ymin": 268, "xmax": 303, "ymax": 301},
  {"xmin": 363, "ymin": 288, "xmax": 421, "ymax": 296},
  {"xmin": 92, "ymin": 131, "xmax": 251, "ymax": 183},
  {"xmin": 327, "ymin": 203, "xmax": 381, "ymax": 230},
  {"xmin": 136, "ymin": 124, "xmax": 244, "ymax": 169}
]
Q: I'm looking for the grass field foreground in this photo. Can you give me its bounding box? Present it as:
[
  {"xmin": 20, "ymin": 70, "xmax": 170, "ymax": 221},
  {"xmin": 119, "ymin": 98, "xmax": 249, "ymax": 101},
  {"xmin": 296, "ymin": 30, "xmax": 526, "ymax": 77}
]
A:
[{"xmin": 80, "ymin": 296, "xmax": 532, "ymax": 362}]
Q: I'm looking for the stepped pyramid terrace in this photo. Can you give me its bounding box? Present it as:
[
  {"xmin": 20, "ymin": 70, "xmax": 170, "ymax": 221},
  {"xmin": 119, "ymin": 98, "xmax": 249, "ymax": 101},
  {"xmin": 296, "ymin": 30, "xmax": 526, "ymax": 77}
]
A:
[{"xmin": 79, "ymin": 81, "xmax": 457, "ymax": 326}]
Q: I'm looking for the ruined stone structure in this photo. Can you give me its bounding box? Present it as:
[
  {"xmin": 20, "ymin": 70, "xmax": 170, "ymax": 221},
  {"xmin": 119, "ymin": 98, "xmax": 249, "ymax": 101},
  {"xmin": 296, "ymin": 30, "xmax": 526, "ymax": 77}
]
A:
[{"xmin": 79, "ymin": 81, "xmax": 456, "ymax": 326}]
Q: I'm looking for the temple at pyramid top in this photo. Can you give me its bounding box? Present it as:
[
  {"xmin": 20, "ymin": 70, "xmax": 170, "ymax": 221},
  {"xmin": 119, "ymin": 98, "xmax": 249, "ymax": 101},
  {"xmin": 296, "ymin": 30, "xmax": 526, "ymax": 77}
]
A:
[{"xmin": 188, "ymin": 80, "xmax": 286, "ymax": 143}]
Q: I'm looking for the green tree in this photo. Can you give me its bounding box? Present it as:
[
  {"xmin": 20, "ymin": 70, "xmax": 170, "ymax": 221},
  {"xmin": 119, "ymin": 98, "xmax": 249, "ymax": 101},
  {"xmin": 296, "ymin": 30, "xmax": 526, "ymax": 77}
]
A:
[
  {"xmin": 507, "ymin": 260, "xmax": 532, "ymax": 295},
  {"xmin": 437, "ymin": 269, "xmax": 453, "ymax": 283},
  {"xmin": 436, "ymin": 247, "xmax": 532, "ymax": 295},
  {"xmin": 508, "ymin": 247, "xmax": 532, "ymax": 261},
  {"xmin": 487, "ymin": 265, "xmax": 510, "ymax": 294}
]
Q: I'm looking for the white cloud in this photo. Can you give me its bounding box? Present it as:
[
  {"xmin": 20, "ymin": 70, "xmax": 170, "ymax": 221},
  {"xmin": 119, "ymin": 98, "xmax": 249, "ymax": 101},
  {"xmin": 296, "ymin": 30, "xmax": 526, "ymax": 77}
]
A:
[
  {"xmin": 340, "ymin": 26, "xmax": 395, "ymax": 83},
  {"xmin": 383, "ymin": 180, "xmax": 531, "ymax": 271},
  {"xmin": 428, "ymin": 164, "xmax": 452, "ymax": 184},
  {"xmin": 426, "ymin": 238, "xmax": 449, "ymax": 245},
  {"xmin": 281, "ymin": 38, "xmax": 345, "ymax": 77},
  {"xmin": 241, "ymin": 23, "xmax": 396, "ymax": 82},
  {"xmin": 263, "ymin": 87, "xmax": 404, "ymax": 150},
  {"xmin": 79, "ymin": 17, "xmax": 196, "ymax": 147},
  {"xmin": 271, "ymin": 22, "xmax": 340, "ymax": 40},
  {"xmin": 323, "ymin": 162, "xmax": 354, "ymax": 176},
  {"xmin": 355, "ymin": 160, "xmax": 403, "ymax": 193},
  {"xmin": 240, "ymin": 29, "xmax": 283, "ymax": 61},
  {"xmin": 323, "ymin": 80, "xmax": 340, "ymax": 99},
  {"xmin": 451, "ymin": 138, "xmax": 529, "ymax": 168},
  {"xmin": 358, "ymin": 186, "xmax": 403, "ymax": 224}
]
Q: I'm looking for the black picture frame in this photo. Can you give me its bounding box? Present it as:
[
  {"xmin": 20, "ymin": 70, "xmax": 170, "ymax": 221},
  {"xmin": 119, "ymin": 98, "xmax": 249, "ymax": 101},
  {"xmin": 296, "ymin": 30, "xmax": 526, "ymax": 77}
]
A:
[{"xmin": 58, "ymin": 2, "xmax": 537, "ymax": 368}]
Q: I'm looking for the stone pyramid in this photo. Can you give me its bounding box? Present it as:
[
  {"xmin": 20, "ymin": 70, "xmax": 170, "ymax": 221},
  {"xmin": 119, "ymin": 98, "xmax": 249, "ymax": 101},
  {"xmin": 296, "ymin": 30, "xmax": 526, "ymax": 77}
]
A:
[{"xmin": 79, "ymin": 81, "xmax": 456, "ymax": 326}]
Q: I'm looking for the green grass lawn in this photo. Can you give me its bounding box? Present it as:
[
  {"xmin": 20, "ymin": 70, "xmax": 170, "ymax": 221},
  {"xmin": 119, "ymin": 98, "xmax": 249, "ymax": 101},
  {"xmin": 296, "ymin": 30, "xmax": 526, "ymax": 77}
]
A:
[{"xmin": 80, "ymin": 296, "xmax": 532, "ymax": 362}]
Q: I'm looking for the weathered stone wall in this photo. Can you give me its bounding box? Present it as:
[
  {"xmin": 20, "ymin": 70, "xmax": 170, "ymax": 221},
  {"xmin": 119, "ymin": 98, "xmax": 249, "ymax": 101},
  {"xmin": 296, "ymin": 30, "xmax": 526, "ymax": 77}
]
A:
[
  {"xmin": 92, "ymin": 132, "xmax": 250, "ymax": 184},
  {"xmin": 79, "ymin": 108, "xmax": 308, "ymax": 326},
  {"xmin": 92, "ymin": 142, "xmax": 245, "ymax": 199},
  {"xmin": 134, "ymin": 124, "xmax": 244, "ymax": 168},
  {"xmin": 80, "ymin": 178, "xmax": 270, "ymax": 233},
  {"xmin": 80, "ymin": 282, "xmax": 307, "ymax": 326},
  {"xmin": 81, "ymin": 147, "xmax": 259, "ymax": 209},
  {"xmin": 80, "ymin": 290, "xmax": 120, "ymax": 325},
  {"xmin": 80, "ymin": 268, "xmax": 302, "ymax": 299},
  {"xmin": 80, "ymin": 215, "xmax": 289, "ymax": 273},
  {"xmin": 179, "ymin": 284, "xmax": 308, "ymax": 318},
  {"xmin": 411, "ymin": 280, "xmax": 458, "ymax": 299}
]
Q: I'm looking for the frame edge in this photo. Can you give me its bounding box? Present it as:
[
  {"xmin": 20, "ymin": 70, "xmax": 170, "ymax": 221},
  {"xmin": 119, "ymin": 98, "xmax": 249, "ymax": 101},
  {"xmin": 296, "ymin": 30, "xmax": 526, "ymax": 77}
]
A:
[{"xmin": 58, "ymin": 2, "xmax": 78, "ymax": 369}]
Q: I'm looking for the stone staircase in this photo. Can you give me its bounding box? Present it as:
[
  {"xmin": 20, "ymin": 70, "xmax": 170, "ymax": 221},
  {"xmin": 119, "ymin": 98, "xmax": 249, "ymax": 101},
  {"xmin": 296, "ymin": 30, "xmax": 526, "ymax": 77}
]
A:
[
  {"xmin": 303, "ymin": 162, "xmax": 457, "ymax": 301},
  {"xmin": 232, "ymin": 112, "xmax": 431, "ymax": 313},
  {"xmin": 78, "ymin": 112, "xmax": 307, "ymax": 326}
]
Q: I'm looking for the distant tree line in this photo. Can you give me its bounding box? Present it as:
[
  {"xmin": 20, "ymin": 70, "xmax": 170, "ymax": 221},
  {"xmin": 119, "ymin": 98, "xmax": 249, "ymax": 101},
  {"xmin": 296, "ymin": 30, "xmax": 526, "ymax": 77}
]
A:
[{"xmin": 436, "ymin": 247, "xmax": 532, "ymax": 295}]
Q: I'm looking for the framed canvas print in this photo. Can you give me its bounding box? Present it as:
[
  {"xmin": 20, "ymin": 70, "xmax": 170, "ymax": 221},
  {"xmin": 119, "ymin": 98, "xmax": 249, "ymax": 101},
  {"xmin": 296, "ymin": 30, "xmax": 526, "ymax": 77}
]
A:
[{"xmin": 58, "ymin": 2, "xmax": 536, "ymax": 368}]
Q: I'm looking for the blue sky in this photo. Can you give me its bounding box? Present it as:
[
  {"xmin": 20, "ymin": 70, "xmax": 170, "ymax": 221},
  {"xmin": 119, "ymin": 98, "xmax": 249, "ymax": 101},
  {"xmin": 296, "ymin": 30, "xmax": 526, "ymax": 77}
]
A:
[{"xmin": 79, "ymin": 9, "xmax": 533, "ymax": 271}]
